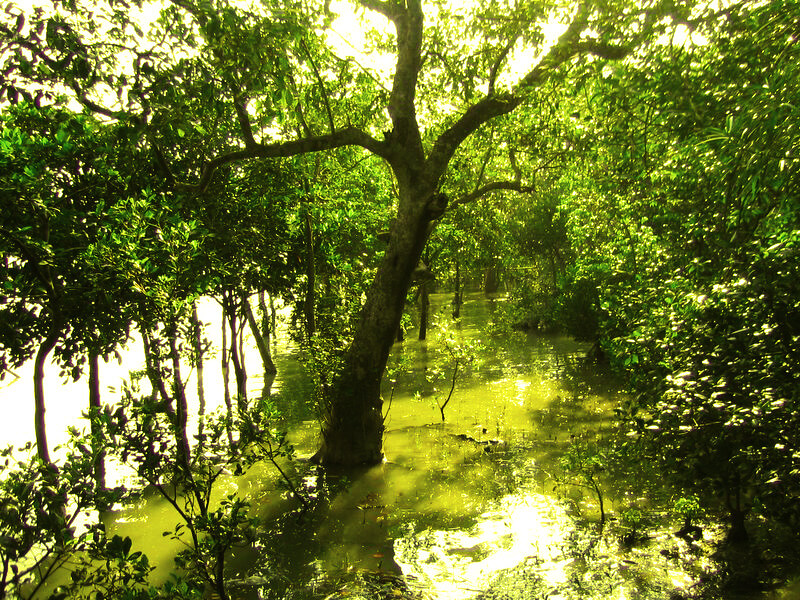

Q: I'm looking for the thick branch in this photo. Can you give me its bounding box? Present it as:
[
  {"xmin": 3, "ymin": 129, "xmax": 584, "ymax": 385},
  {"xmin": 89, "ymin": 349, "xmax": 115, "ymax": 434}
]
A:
[
  {"xmin": 359, "ymin": 0, "xmax": 403, "ymax": 23},
  {"xmin": 72, "ymin": 88, "xmax": 124, "ymax": 119},
  {"xmin": 179, "ymin": 127, "xmax": 387, "ymax": 194},
  {"xmin": 575, "ymin": 39, "xmax": 630, "ymax": 60},
  {"xmin": 362, "ymin": 0, "xmax": 423, "ymax": 154},
  {"xmin": 427, "ymin": 93, "xmax": 520, "ymax": 178},
  {"xmin": 427, "ymin": 3, "xmax": 612, "ymax": 180}
]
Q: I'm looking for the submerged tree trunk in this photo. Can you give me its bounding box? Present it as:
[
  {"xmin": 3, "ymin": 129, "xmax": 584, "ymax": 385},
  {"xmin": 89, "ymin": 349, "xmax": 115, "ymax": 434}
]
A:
[
  {"xmin": 141, "ymin": 326, "xmax": 174, "ymax": 415},
  {"xmin": 418, "ymin": 282, "xmax": 430, "ymax": 341},
  {"xmin": 190, "ymin": 303, "xmax": 207, "ymax": 459},
  {"xmin": 303, "ymin": 208, "xmax": 316, "ymax": 340},
  {"xmin": 484, "ymin": 264, "xmax": 500, "ymax": 294},
  {"xmin": 223, "ymin": 292, "xmax": 247, "ymax": 412},
  {"xmin": 313, "ymin": 185, "xmax": 446, "ymax": 465},
  {"xmin": 452, "ymin": 258, "xmax": 462, "ymax": 319},
  {"xmin": 167, "ymin": 323, "xmax": 192, "ymax": 474},
  {"xmin": 220, "ymin": 311, "xmax": 234, "ymax": 445}
]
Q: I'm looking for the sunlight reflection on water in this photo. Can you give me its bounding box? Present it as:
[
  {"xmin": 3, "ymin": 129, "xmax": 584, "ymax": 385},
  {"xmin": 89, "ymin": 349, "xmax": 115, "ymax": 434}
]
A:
[{"xmin": 394, "ymin": 490, "xmax": 572, "ymax": 599}]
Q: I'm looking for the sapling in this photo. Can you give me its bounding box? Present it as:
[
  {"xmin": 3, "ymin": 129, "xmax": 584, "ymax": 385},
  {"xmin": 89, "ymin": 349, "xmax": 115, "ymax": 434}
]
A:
[
  {"xmin": 428, "ymin": 321, "xmax": 482, "ymax": 422},
  {"xmin": 558, "ymin": 435, "xmax": 608, "ymax": 525},
  {"xmin": 101, "ymin": 380, "xmax": 300, "ymax": 600}
]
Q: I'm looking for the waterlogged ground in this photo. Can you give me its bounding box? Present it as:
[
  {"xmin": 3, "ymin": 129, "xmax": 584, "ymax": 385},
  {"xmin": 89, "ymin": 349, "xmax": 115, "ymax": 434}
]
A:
[
  {"xmin": 206, "ymin": 294, "xmax": 750, "ymax": 599},
  {"xmin": 3, "ymin": 293, "xmax": 796, "ymax": 599}
]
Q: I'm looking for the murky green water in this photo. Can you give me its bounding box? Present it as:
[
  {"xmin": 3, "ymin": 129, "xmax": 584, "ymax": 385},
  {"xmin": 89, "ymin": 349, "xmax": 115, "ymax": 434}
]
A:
[{"xmin": 4, "ymin": 293, "xmax": 795, "ymax": 599}]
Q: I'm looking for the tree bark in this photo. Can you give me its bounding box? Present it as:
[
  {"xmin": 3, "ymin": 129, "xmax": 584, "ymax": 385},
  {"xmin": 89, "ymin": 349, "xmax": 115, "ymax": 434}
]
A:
[
  {"xmin": 313, "ymin": 183, "xmax": 443, "ymax": 465},
  {"xmin": 88, "ymin": 350, "xmax": 106, "ymax": 491},
  {"xmin": 33, "ymin": 314, "xmax": 62, "ymax": 467},
  {"xmin": 243, "ymin": 293, "xmax": 276, "ymax": 375}
]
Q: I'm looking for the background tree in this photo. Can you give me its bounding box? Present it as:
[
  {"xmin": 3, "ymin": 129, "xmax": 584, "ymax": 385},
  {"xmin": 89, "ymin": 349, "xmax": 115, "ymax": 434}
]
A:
[
  {"xmin": 546, "ymin": 0, "xmax": 800, "ymax": 538},
  {"xmin": 0, "ymin": 104, "xmax": 144, "ymax": 466}
]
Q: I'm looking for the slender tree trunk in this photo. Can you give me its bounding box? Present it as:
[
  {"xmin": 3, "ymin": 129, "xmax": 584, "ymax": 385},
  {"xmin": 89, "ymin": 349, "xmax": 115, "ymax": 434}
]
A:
[
  {"xmin": 418, "ymin": 282, "xmax": 430, "ymax": 341},
  {"xmin": 452, "ymin": 258, "xmax": 462, "ymax": 318},
  {"xmin": 243, "ymin": 293, "xmax": 277, "ymax": 375},
  {"xmin": 88, "ymin": 350, "xmax": 106, "ymax": 492},
  {"xmin": 167, "ymin": 323, "xmax": 192, "ymax": 474},
  {"xmin": 190, "ymin": 303, "xmax": 206, "ymax": 459},
  {"xmin": 303, "ymin": 209, "xmax": 316, "ymax": 340},
  {"xmin": 33, "ymin": 316, "xmax": 62, "ymax": 467},
  {"xmin": 141, "ymin": 327, "xmax": 174, "ymax": 416},
  {"xmin": 258, "ymin": 290, "xmax": 275, "ymax": 348},
  {"xmin": 484, "ymin": 264, "xmax": 500, "ymax": 294},
  {"xmin": 220, "ymin": 309, "xmax": 234, "ymax": 445},
  {"xmin": 223, "ymin": 293, "xmax": 247, "ymax": 412},
  {"xmin": 268, "ymin": 293, "xmax": 277, "ymax": 338}
]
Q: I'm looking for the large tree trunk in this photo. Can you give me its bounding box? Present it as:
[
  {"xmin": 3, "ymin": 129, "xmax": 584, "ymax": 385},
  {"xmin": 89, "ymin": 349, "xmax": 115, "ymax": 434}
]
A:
[{"xmin": 312, "ymin": 185, "xmax": 443, "ymax": 465}]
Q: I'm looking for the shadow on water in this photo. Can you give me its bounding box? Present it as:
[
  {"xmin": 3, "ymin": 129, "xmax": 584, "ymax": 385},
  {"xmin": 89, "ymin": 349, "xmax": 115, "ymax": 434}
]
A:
[{"xmin": 103, "ymin": 293, "xmax": 795, "ymax": 600}]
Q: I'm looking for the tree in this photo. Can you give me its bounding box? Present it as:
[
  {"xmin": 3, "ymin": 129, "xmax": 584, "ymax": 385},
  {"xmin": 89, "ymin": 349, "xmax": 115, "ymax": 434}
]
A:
[
  {"xmin": 0, "ymin": 104, "xmax": 142, "ymax": 466},
  {"xmin": 1, "ymin": 0, "xmax": 688, "ymax": 465}
]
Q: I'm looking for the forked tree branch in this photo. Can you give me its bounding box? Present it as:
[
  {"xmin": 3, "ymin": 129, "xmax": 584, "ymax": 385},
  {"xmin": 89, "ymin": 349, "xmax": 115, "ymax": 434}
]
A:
[{"xmin": 426, "ymin": 3, "xmax": 622, "ymax": 180}]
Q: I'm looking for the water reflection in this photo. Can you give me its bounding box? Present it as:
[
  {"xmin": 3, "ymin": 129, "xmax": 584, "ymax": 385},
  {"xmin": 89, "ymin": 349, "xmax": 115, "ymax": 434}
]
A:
[{"xmin": 395, "ymin": 491, "xmax": 573, "ymax": 599}]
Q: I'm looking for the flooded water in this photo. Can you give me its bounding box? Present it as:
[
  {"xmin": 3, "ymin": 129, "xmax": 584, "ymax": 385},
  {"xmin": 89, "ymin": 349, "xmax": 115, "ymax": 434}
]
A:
[{"xmin": 1, "ymin": 293, "xmax": 791, "ymax": 599}]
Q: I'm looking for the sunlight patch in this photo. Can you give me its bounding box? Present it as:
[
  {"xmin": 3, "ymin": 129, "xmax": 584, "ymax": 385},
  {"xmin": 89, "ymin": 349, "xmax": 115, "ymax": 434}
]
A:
[{"xmin": 394, "ymin": 492, "xmax": 572, "ymax": 599}]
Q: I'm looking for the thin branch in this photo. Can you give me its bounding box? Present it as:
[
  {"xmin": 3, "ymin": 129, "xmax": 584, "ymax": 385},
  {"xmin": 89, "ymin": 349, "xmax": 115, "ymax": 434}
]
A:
[
  {"xmin": 438, "ymin": 361, "xmax": 459, "ymax": 422},
  {"xmin": 232, "ymin": 94, "xmax": 257, "ymax": 149},
  {"xmin": 301, "ymin": 38, "xmax": 336, "ymax": 134},
  {"xmin": 488, "ymin": 33, "xmax": 520, "ymax": 95},
  {"xmin": 450, "ymin": 180, "xmax": 535, "ymax": 210},
  {"xmin": 426, "ymin": 3, "xmax": 599, "ymax": 178},
  {"xmin": 474, "ymin": 130, "xmax": 495, "ymax": 188},
  {"xmin": 150, "ymin": 140, "xmax": 176, "ymax": 187},
  {"xmin": 508, "ymin": 147, "xmax": 522, "ymax": 183}
]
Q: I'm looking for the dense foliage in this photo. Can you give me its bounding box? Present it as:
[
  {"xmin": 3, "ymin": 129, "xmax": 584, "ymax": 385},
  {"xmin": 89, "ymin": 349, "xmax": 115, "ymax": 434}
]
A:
[
  {"xmin": 544, "ymin": 0, "xmax": 800, "ymax": 537},
  {"xmin": 1, "ymin": 0, "xmax": 799, "ymax": 595}
]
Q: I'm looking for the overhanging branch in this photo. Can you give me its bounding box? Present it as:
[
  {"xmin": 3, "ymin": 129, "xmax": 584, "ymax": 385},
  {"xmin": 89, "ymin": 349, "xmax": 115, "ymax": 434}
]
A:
[
  {"xmin": 178, "ymin": 127, "xmax": 388, "ymax": 194},
  {"xmin": 426, "ymin": 3, "xmax": 634, "ymax": 183}
]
